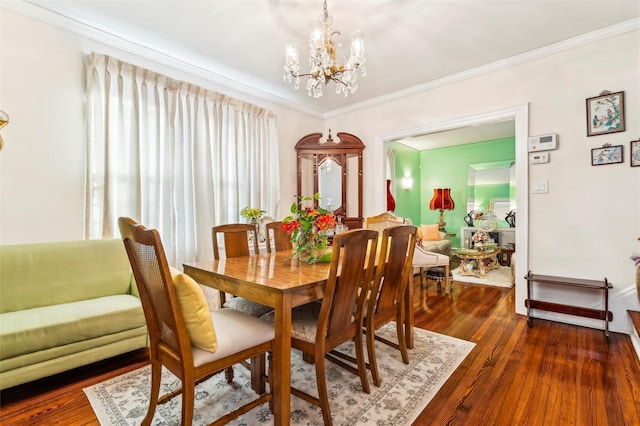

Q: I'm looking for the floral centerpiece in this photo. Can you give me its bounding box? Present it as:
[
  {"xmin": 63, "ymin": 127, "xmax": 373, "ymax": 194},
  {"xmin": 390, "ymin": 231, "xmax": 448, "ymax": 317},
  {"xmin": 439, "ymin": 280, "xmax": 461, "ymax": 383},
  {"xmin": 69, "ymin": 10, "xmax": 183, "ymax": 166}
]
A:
[
  {"xmin": 281, "ymin": 193, "xmax": 337, "ymax": 264},
  {"xmin": 472, "ymin": 229, "xmax": 489, "ymax": 250},
  {"xmin": 240, "ymin": 206, "xmax": 266, "ymax": 224}
]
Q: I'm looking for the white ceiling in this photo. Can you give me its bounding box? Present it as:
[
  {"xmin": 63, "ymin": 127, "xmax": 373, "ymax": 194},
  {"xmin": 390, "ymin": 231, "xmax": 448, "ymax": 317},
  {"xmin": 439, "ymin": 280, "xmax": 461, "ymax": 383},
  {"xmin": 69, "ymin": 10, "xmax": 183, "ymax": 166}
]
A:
[{"xmin": 7, "ymin": 0, "xmax": 639, "ymax": 147}]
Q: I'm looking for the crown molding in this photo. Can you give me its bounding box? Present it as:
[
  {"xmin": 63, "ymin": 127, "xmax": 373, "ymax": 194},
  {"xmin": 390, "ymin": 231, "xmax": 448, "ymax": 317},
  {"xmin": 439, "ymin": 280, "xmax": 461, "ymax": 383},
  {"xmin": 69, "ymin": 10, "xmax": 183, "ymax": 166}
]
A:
[
  {"xmin": 324, "ymin": 18, "xmax": 640, "ymax": 119},
  {"xmin": 4, "ymin": 1, "xmax": 637, "ymax": 120},
  {"xmin": 2, "ymin": 0, "xmax": 325, "ymax": 119}
]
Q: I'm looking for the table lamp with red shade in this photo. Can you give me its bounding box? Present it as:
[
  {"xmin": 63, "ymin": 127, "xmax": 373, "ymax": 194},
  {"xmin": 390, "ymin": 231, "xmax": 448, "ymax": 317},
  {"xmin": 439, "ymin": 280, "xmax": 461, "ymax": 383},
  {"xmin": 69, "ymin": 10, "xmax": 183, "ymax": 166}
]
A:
[{"xmin": 429, "ymin": 188, "xmax": 454, "ymax": 233}]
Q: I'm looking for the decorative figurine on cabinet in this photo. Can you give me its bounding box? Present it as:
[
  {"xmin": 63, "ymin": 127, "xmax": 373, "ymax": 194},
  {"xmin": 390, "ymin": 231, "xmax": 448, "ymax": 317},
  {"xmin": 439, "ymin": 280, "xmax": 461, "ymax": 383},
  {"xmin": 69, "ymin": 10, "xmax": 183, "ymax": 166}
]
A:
[{"xmin": 505, "ymin": 210, "xmax": 516, "ymax": 228}]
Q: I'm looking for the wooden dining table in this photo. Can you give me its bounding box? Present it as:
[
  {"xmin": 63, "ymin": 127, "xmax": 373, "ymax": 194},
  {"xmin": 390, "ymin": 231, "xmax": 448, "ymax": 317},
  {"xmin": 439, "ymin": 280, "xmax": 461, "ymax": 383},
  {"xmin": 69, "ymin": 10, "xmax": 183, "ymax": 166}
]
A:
[{"xmin": 183, "ymin": 249, "xmax": 414, "ymax": 425}]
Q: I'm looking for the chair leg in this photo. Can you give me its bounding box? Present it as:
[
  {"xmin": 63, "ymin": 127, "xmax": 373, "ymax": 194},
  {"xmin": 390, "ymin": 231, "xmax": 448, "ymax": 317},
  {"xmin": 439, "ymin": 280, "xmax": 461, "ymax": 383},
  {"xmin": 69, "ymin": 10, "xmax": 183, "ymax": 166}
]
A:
[
  {"xmin": 366, "ymin": 319, "xmax": 381, "ymax": 387},
  {"xmin": 315, "ymin": 355, "xmax": 333, "ymax": 426},
  {"xmin": 353, "ymin": 325, "xmax": 370, "ymax": 394},
  {"xmin": 142, "ymin": 361, "xmax": 162, "ymax": 426},
  {"xmin": 444, "ymin": 264, "xmax": 451, "ymax": 293},
  {"xmin": 225, "ymin": 366, "xmax": 234, "ymax": 383},
  {"xmin": 395, "ymin": 313, "xmax": 409, "ymax": 364},
  {"xmin": 180, "ymin": 376, "xmax": 195, "ymax": 426},
  {"xmin": 250, "ymin": 354, "xmax": 266, "ymax": 394},
  {"xmin": 218, "ymin": 291, "xmax": 228, "ymax": 308},
  {"xmin": 268, "ymin": 351, "xmax": 274, "ymax": 414}
]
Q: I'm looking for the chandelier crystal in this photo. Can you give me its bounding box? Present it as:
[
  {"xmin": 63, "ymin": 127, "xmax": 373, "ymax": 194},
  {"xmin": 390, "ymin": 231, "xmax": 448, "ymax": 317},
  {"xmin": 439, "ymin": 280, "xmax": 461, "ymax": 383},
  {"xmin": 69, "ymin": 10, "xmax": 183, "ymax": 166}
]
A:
[{"xmin": 283, "ymin": 0, "xmax": 365, "ymax": 98}]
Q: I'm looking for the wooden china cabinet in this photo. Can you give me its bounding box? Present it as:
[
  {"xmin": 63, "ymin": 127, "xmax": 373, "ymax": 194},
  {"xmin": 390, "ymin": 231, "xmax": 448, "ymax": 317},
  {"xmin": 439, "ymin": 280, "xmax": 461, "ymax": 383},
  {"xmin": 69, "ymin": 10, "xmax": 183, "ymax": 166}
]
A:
[{"xmin": 295, "ymin": 131, "xmax": 364, "ymax": 229}]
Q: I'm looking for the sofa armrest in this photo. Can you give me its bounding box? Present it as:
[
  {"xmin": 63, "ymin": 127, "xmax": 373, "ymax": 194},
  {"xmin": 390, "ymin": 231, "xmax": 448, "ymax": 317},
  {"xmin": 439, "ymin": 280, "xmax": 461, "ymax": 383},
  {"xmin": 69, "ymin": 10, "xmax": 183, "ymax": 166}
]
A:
[{"xmin": 129, "ymin": 274, "xmax": 140, "ymax": 298}]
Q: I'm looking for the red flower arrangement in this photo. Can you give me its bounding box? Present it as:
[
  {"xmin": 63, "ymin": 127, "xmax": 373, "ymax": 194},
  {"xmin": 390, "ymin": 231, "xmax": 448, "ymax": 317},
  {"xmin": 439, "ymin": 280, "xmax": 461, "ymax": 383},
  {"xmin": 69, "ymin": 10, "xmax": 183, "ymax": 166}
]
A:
[{"xmin": 281, "ymin": 193, "xmax": 337, "ymax": 263}]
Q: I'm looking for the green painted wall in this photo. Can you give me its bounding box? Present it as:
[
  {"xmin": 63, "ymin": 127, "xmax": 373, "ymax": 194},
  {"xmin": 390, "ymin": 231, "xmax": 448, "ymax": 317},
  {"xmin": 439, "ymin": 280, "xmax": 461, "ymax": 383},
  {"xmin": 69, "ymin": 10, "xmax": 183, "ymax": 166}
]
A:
[
  {"xmin": 390, "ymin": 138, "xmax": 514, "ymax": 248},
  {"xmin": 388, "ymin": 141, "xmax": 421, "ymax": 225}
]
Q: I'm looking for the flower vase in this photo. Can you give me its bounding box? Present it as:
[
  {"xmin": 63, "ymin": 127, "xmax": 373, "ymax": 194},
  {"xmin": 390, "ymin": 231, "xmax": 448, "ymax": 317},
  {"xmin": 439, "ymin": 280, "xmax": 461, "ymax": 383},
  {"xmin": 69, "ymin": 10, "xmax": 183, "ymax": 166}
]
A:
[
  {"xmin": 386, "ymin": 179, "xmax": 395, "ymax": 212},
  {"xmin": 249, "ymin": 218, "xmax": 259, "ymax": 242},
  {"xmin": 296, "ymin": 246, "xmax": 318, "ymax": 264}
]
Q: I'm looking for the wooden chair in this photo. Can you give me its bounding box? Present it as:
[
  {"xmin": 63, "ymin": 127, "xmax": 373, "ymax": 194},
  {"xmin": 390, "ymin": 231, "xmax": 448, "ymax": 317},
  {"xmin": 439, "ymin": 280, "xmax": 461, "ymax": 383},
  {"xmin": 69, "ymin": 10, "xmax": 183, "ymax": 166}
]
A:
[
  {"xmin": 263, "ymin": 228, "xmax": 378, "ymax": 425},
  {"xmin": 366, "ymin": 225, "xmax": 417, "ymax": 387},
  {"xmin": 264, "ymin": 221, "xmax": 293, "ymax": 253},
  {"xmin": 212, "ymin": 223, "xmax": 271, "ymax": 315},
  {"xmin": 212, "ymin": 223, "xmax": 259, "ymax": 259},
  {"xmin": 118, "ymin": 217, "xmax": 274, "ymax": 426}
]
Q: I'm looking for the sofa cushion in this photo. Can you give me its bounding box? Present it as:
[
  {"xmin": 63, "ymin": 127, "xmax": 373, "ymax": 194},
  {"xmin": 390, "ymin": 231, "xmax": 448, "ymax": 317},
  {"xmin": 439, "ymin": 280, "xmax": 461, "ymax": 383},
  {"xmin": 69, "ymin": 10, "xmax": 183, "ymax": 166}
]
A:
[
  {"xmin": 420, "ymin": 224, "xmax": 441, "ymax": 241},
  {"xmin": 0, "ymin": 239, "xmax": 133, "ymax": 313},
  {"xmin": 170, "ymin": 268, "xmax": 217, "ymax": 352},
  {"xmin": 0, "ymin": 295, "xmax": 145, "ymax": 359}
]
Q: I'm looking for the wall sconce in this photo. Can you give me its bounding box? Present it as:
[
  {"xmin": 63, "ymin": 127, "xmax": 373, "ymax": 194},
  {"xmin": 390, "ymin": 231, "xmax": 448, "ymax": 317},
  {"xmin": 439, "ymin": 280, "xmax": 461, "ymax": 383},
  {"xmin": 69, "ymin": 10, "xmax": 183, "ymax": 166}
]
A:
[
  {"xmin": 0, "ymin": 110, "xmax": 8, "ymax": 151},
  {"xmin": 400, "ymin": 176, "xmax": 413, "ymax": 190},
  {"xmin": 429, "ymin": 188, "xmax": 455, "ymax": 233}
]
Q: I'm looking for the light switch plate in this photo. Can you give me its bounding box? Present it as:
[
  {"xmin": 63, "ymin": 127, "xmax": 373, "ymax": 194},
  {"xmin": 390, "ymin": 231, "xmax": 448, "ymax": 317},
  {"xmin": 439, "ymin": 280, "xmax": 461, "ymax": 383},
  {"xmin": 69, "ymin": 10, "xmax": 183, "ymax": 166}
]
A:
[{"xmin": 531, "ymin": 180, "xmax": 549, "ymax": 194}]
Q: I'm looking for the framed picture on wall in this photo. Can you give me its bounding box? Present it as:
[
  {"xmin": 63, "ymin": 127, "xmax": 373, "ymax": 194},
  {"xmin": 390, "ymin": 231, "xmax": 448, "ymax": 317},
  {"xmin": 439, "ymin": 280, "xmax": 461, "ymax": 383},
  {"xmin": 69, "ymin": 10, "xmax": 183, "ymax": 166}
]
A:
[
  {"xmin": 591, "ymin": 144, "xmax": 623, "ymax": 166},
  {"xmin": 631, "ymin": 140, "xmax": 640, "ymax": 167},
  {"xmin": 586, "ymin": 91, "xmax": 625, "ymax": 136}
]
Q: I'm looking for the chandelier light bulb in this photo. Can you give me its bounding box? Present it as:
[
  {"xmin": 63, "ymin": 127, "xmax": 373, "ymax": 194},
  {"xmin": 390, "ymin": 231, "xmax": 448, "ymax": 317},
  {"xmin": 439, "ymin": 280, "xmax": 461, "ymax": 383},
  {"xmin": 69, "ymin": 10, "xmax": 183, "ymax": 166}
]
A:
[{"xmin": 283, "ymin": 0, "xmax": 365, "ymax": 98}]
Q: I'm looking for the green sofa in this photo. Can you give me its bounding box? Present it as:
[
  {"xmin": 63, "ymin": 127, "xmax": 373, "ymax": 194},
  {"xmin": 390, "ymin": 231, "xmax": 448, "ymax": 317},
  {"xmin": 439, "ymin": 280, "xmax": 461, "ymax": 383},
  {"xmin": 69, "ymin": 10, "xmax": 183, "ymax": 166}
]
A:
[{"xmin": 0, "ymin": 239, "xmax": 147, "ymax": 390}]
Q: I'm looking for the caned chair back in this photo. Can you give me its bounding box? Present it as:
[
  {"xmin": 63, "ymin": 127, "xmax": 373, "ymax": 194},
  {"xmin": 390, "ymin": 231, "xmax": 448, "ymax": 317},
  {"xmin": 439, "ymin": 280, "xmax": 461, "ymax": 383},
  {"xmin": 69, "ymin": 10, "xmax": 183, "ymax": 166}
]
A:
[
  {"xmin": 265, "ymin": 221, "xmax": 293, "ymax": 253},
  {"xmin": 119, "ymin": 217, "xmax": 274, "ymax": 425},
  {"xmin": 118, "ymin": 217, "xmax": 191, "ymax": 365},
  {"xmin": 319, "ymin": 228, "xmax": 379, "ymax": 349},
  {"xmin": 212, "ymin": 223, "xmax": 259, "ymax": 260}
]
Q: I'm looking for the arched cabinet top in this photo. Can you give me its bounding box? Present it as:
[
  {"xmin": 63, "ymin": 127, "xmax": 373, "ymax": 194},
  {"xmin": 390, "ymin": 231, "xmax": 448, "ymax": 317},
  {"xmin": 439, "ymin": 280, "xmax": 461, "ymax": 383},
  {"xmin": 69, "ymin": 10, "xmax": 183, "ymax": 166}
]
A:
[{"xmin": 295, "ymin": 132, "xmax": 365, "ymax": 154}]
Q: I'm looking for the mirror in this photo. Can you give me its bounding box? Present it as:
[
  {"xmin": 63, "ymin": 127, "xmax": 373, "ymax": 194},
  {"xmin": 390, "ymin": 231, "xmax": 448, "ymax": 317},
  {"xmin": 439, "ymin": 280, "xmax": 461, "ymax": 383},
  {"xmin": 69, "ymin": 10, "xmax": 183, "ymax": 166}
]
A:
[
  {"xmin": 467, "ymin": 160, "xmax": 515, "ymax": 226},
  {"xmin": 295, "ymin": 131, "xmax": 364, "ymax": 229},
  {"xmin": 318, "ymin": 157, "xmax": 343, "ymax": 212}
]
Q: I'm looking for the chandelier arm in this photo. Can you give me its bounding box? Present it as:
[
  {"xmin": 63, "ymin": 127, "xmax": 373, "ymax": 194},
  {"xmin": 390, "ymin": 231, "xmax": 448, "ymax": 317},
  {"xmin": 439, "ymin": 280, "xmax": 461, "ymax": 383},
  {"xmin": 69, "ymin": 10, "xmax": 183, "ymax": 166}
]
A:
[
  {"xmin": 288, "ymin": 70, "xmax": 317, "ymax": 78},
  {"xmin": 327, "ymin": 75, "xmax": 348, "ymax": 87}
]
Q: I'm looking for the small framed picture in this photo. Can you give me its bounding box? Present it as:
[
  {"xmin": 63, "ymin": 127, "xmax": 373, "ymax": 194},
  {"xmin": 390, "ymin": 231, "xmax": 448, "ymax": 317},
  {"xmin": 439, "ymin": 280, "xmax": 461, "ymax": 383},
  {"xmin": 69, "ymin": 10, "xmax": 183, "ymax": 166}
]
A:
[
  {"xmin": 631, "ymin": 140, "xmax": 640, "ymax": 167},
  {"xmin": 586, "ymin": 91, "xmax": 625, "ymax": 136},
  {"xmin": 591, "ymin": 145, "xmax": 623, "ymax": 166}
]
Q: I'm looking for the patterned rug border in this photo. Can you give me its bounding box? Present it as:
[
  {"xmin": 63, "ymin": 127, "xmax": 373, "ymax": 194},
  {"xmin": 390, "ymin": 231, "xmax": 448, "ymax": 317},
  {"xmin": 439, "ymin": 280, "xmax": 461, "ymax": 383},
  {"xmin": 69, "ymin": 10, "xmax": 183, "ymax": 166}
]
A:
[{"xmin": 85, "ymin": 324, "xmax": 475, "ymax": 425}]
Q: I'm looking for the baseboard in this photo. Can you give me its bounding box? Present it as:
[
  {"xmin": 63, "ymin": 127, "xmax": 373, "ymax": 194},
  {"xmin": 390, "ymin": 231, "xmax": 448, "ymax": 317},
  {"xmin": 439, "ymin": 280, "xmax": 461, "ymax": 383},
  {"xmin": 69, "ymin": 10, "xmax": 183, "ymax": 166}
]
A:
[{"xmin": 628, "ymin": 310, "xmax": 640, "ymax": 362}]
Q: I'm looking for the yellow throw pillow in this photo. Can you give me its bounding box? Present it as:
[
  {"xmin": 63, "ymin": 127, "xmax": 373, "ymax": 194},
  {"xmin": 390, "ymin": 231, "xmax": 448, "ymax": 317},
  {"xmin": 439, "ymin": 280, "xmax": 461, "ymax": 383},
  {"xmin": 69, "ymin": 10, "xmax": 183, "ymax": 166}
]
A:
[
  {"xmin": 170, "ymin": 267, "xmax": 217, "ymax": 352},
  {"xmin": 421, "ymin": 224, "xmax": 441, "ymax": 241}
]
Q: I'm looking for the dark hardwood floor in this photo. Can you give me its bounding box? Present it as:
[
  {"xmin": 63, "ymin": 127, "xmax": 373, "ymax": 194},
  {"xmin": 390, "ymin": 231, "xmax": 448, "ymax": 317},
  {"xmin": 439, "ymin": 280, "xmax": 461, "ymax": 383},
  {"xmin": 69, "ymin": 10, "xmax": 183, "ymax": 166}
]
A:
[{"xmin": 2, "ymin": 278, "xmax": 639, "ymax": 425}]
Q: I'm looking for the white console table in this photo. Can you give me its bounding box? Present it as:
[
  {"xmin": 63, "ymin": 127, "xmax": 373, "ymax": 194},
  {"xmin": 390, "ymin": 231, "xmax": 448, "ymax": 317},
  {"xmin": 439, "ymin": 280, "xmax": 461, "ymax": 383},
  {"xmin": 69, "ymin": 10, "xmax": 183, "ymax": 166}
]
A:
[{"xmin": 460, "ymin": 226, "xmax": 515, "ymax": 248}]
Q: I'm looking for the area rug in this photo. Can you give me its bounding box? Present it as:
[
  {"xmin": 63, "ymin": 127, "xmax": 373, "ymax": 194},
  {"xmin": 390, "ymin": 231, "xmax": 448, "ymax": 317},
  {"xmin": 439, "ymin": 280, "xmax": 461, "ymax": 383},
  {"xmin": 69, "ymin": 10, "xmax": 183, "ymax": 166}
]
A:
[
  {"xmin": 84, "ymin": 323, "xmax": 475, "ymax": 425},
  {"xmin": 452, "ymin": 265, "xmax": 513, "ymax": 288}
]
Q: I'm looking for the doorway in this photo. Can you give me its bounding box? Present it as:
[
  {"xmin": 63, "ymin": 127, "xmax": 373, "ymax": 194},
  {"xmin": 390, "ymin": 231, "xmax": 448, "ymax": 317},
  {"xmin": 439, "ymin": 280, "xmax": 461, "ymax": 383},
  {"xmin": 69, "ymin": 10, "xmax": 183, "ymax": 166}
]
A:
[{"xmin": 376, "ymin": 105, "xmax": 529, "ymax": 316}]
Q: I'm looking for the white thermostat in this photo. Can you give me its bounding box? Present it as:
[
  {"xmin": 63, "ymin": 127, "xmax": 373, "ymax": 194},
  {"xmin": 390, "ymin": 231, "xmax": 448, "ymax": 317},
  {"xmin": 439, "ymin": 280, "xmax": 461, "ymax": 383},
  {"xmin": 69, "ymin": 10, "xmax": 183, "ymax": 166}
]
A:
[
  {"xmin": 530, "ymin": 152, "xmax": 550, "ymax": 164},
  {"xmin": 528, "ymin": 133, "xmax": 558, "ymax": 152}
]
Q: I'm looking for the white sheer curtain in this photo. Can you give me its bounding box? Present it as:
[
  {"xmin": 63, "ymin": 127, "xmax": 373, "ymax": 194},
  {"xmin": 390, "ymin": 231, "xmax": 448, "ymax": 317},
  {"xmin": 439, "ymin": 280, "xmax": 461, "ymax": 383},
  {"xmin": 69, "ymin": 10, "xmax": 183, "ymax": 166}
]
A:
[{"xmin": 85, "ymin": 53, "xmax": 279, "ymax": 266}]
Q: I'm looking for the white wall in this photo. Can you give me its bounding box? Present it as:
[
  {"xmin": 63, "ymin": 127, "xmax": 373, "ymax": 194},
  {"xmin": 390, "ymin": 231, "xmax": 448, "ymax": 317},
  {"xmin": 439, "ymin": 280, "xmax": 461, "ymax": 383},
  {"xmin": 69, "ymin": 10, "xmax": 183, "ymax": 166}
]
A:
[
  {"xmin": 0, "ymin": 9, "xmax": 320, "ymax": 245},
  {"xmin": 324, "ymin": 30, "xmax": 639, "ymax": 333},
  {"xmin": 1, "ymin": 9, "xmax": 638, "ymax": 333}
]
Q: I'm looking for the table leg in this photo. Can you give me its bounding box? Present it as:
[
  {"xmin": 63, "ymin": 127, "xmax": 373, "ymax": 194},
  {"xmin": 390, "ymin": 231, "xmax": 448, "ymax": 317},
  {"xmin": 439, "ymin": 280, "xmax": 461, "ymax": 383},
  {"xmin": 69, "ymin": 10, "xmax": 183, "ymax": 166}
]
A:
[{"xmin": 272, "ymin": 296, "xmax": 292, "ymax": 425}]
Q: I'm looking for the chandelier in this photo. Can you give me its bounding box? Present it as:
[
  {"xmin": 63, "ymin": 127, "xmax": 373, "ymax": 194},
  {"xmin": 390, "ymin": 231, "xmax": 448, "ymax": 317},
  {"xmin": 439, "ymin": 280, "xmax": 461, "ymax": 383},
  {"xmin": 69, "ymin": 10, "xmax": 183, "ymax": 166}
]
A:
[{"xmin": 283, "ymin": 0, "xmax": 365, "ymax": 98}]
